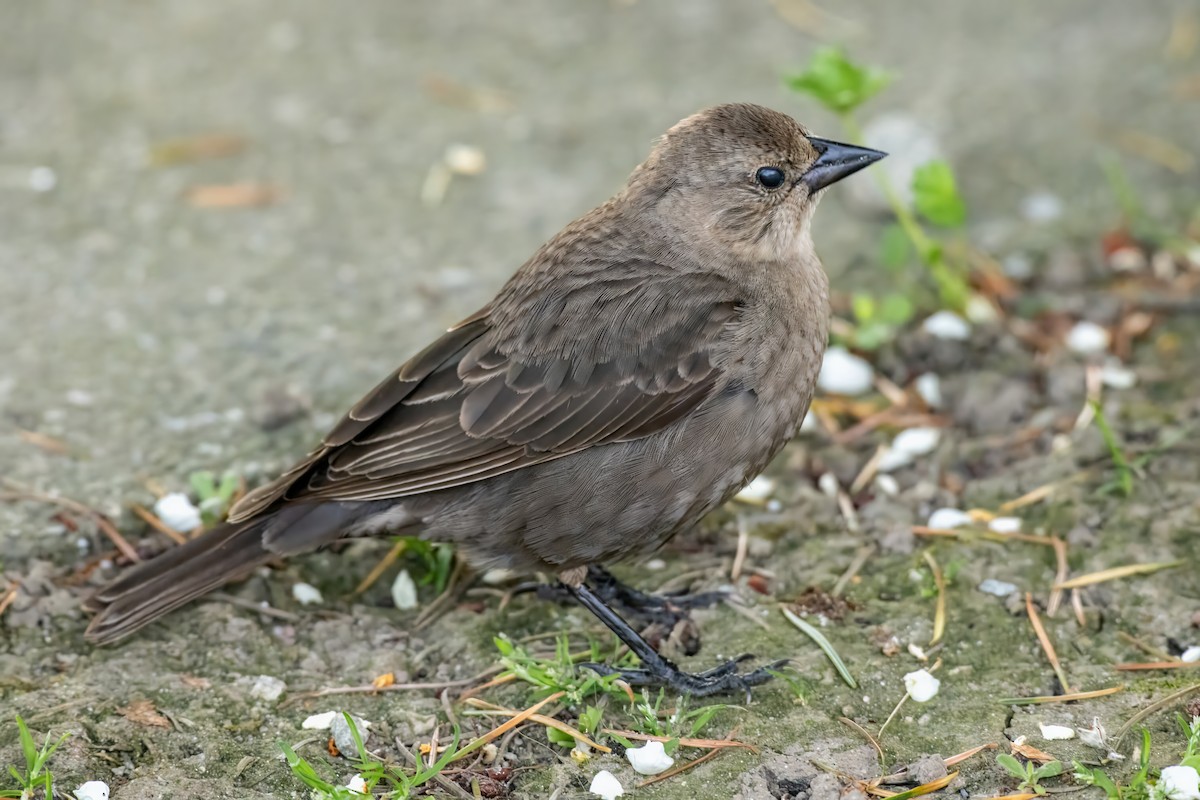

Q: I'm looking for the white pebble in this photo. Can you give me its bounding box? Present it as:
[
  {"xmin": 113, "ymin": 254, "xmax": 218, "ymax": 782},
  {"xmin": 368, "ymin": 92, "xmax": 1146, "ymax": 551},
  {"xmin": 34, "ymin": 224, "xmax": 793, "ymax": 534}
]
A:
[
  {"xmin": 626, "ymin": 740, "xmax": 675, "ymax": 775},
  {"xmin": 965, "ymin": 295, "xmax": 999, "ymax": 324},
  {"xmin": 29, "ymin": 166, "xmax": 57, "ymax": 192},
  {"xmin": 391, "ymin": 569, "xmax": 419, "ymax": 610},
  {"xmin": 1021, "ymin": 191, "xmax": 1064, "ymax": 223},
  {"xmin": 875, "ymin": 474, "xmax": 900, "ymax": 496},
  {"xmin": 988, "ymin": 517, "xmax": 1022, "ymax": 534},
  {"xmin": 345, "ymin": 774, "xmax": 367, "ymax": 793},
  {"xmin": 1181, "ymin": 647, "xmax": 1200, "ymax": 663},
  {"xmin": 914, "ymin": 373, "xmax": 943, "ymax": 408},
  {"xmin": 75, "ymin": 782, "xmax": 109, "ymax": 800},
  {"xmin": 818, "ymin": 472, "xmax": 840, "ymax": 497},
  {"xmin": 876, "ymin": 447, "xmax": 914, "ymax": 472},
  {"xmin": 444, "ymin": 144, "xmax": 486, "ymax": 175},
  {"xmin": 645, "ymin": 558, "xmax": 667, "ymax": 571},
  {"xmin": 248, "ymin": 675, "xmax": 287, "ymax": 702},
  {"xmin": 481, "ymin": 568, "xmax": 518, "ymax": 584},
  {"xmin": 1159, "ymin": 766, "xmax": 1200, "ymax": 800},
  {"xmin": 1065, "ymin": 321, "xmax": 1110, "ymax": 355},
  {"xmin": 818, "ymin": 346, "xmax": 875, "ymax": 396},
  {"xmin": 978, "ymin": 579, "xmax": 1018, "ymax": 597},
  {"xmin": 302, "ymin": 711, "xmax": 338, "ymax": 729},
  {"xmin": 922, "ymin": 311, "xmax": 971, "ymax": 341},
  {"xmin": 878, "ymin": 427, "xmax": 941, "ymax": 473},
  {"xmin": 1100, "ymin": 360, "xmax": 1137, "ymax": 389},
  {"xmin": 153, "ymin": 492, "xmax": 202, "ymax": 532},
  {"xmin": 904, "ymin": 669, "xmax": 941, "ymax": 702},
  {"xmin": 291, "ymin": 582, "xmax": 323, "ymax": 606},
  {"xmin": 589, "ymin": 769, "xmax": 625, "ymax": 799},
  {"xmin": 927, "ymin": 508, "xmax": 972, "ymax": 529},
  {"xmin": 1039, "ymin": 723, "xmax": 1076, "ymax": 740},
  {"xmin": 1002, "ymin": 253, "xmax": 1035, "ymax": 281},
  {"xmin": 735, "ymin": 475, "xmax": 776, "ymax": 504}
]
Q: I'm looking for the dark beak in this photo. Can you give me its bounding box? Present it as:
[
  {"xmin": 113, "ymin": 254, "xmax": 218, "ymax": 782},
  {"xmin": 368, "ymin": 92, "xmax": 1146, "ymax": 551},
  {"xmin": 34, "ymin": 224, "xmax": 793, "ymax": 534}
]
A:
[{"xmin": 801, "ymin": 137, "xmax": 887, "ymax": 192}]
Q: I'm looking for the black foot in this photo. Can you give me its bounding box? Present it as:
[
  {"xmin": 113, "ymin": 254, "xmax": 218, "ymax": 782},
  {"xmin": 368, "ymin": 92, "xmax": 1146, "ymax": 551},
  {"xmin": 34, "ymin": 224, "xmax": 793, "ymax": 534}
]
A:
[
  {"xmin": 565, "ymin": 579, "xmax": 787, "ymax": 699},
  {"xmin": 580, "ymin": 654, "xmax": 791, "ymax": 699},
  {"xmin": 529, "ymin": 566, "xmax": 726, "ymax": 625}
]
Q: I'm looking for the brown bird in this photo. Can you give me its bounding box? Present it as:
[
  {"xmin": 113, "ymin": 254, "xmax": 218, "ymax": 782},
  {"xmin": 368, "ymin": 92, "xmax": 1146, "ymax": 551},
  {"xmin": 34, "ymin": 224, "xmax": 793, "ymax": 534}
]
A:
[{"xmin": 85, "ymin": 103, "xmax": 884, "ymax": 695}]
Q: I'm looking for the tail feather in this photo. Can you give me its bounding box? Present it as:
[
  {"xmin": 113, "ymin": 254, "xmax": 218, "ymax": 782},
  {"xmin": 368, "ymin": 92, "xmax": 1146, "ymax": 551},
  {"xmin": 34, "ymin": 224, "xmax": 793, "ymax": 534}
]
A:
[{"xmin": 84, "ymin": 518, "xmax": 273, "ymax": 645}]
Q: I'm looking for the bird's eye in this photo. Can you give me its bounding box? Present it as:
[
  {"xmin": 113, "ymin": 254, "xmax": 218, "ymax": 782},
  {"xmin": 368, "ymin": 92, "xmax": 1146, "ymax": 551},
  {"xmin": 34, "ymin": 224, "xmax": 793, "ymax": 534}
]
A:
[{"xmin": 755, "ymin": 166, "xmax": 786, "ymax": 189}]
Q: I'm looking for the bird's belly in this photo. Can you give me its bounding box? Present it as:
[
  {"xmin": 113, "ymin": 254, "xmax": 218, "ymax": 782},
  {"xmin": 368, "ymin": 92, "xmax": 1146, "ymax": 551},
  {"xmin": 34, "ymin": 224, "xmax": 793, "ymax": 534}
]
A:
[{"xmin": 416, "ymin": 386, "xmax": 805, "ymax": 574}]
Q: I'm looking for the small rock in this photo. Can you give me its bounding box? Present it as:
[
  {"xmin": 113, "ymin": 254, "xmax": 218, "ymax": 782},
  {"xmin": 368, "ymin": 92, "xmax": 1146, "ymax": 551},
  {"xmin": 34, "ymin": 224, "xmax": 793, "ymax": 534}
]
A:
[
  {"xmin": 735, "ymin": 475, "xmax": 776, "ymax": 504},
  {"xmin": 818, "ymin": 472, "xmax": 840, "ymax": 497},
  {"xmin": 987, "ymin": 517, "xmax": 1021, "ymax": 533},
  {"xmin": 1065, "ymin": 321, "xmax": 1111, "ymax": 355},
  {"xmin": 74, "ymin": 781, "xmax": 109, "ymax": 800},
  {"xmin": 444, "ymin": 144, "xmax": 486, "ymax": 176},
  {"xmin": 1100, "ymin": 360, "xmax": 1137, "ymax": 389},
  {"xmin": 904, "ymin": 669, "xmax": 941, "ymax": 702},
  {"xmin": 29, "ymin": 166, "xmax": 57, "ymax": 192},
  {"xmin": 153, "ymin": 493, "xmax": 202, "ymax": 532},
  {"xmin": 1002, "ymin": 253, "xmax": 1035, "ymax": 281},
  {"xmin": 965, "ymin": 295, "xmax": 999, "ymax": 324},
  {"xmin": 914, "ymin": 373, "xmax": 943, "ymax": 408},
  {"xmin": 292, "ymin": 582, "xmax": 323, "ymax": 606},
  {"xmin": 875, "ymin": 474, "xmax": 900, "ymax": 496},
  {"xmin": 330, "ymin": 714, "xmax": 372, "ymax": 755},
  {"xmin": 921, "ymin": 311, "xmax": 971, "ymax": 341},
  {"xmin": 391, "ymin": 569, "xmax": 418, "ymax": 610},
  {"xmin": 818, "ymin": 347, "xmax": 875, "ymax": 396},
  {"xmin": 1020, "ymin": 191, "xmax": 1064, "ymax": 223},
  {"xmin": 1182, "ymin": 647, "xmax": 1200, "ymax": 663},
  {"xmin": 908, "ymin": 754, "xmax": 948, "ymax": 785},
  {"xmin": 626, "ymin": 740, "xmax": 674, "ymax": 775},
  {"xmin": 589, "ymin": 769, "xmax": 625, "ymax": 799},
  {"xmin": 1039, "ymin": 723, "xmax": 1075, "ymax": 740},
  {"xmin": 248, "ymin": 675, "xmax": 287, "ymax": 702},
  {"xmin": 979, "ymin": 579, "xmax": 1018, "ymax": 597},
  {"xmin": 927, "ymin": 508, "xmax": 971, "ymax": 529},
  {"xmin": 302, "ymin": 711, "xmax": 338, "ymax": 729}
]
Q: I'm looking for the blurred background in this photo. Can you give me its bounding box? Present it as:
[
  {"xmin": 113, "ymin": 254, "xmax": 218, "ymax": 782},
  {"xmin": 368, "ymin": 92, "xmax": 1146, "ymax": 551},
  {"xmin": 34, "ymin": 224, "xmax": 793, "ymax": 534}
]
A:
[{"xmin": 3, "ymin": 1, "xmax": 1196, "ymax": 513}]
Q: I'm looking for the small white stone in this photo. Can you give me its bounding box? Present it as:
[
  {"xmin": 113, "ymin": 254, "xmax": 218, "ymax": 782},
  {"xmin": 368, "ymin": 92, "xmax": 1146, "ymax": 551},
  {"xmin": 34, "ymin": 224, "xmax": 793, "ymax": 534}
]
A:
[
  {"xmin": 978, "ymin": 579, "xmax": 1018, "ymax": 597},
  {"xmin": 1039, "ymin": 723, "xmax": 1076, "ymax": 740},
  {"xmin": 65, "ymin": 389, "xmax": 94, "ymax": 406},
  {"xmin": 1100, "ymin": 360, "xmax": 1137, "ymax": 389},
  {"xmin": 965, "ymin": 295, "xmax": 999, "ymax": 324},
  {"xmin": 904, "ymin": 669, "xmax": 941, "ymax": 702},
  {"xmin": 481, "ymin": 568, "xmax": 518, "ymax": 584},
  {"xmin": 875, "ymin": 474, "xmax": 900, "ymax": 496},
  {"xmin": 345, "ymin": 774, "xmax": 367, "ymax": 793},
  {"xmin": 626, "ymin": 740, "xmax": 675, "ymax": 775},
  {"xmin": 391, "ymin": 569, "xmax": 419, "ymax": 610},
  {"xmin": 818, "ymin": 346, "xmax": 875, "ymax": 396},
  {"xmin": 29, "ymin": 166, "xmax": 57, "ymax": 192},
  {"xmin": 907, "ymin": 643, "xmax": 929, "ymax": 661},
  {"xmin": 589, "ymin": 769, "xmax": 625, "ymax": 799},
  {"xmin": 1021, "ymin": 190, "xmax": 1064, "ymax": 223},
  {"xmin": 818, "ymin": 472, "xmax": 840, "ymax": 497},
  {"xmin": 153, "ymin": 492, "xmax": 202, "ymax": 532},
  {"xmin": 1159, "ymin": 766, "xmax": 1200, "ymax": 800},
  {"xmin": 74, "ymin": 781, "xmax": 109, "ymax": 800},
  {"xmin": 291, "ymin": 582, "xmax": 323, "ymax": 606},
  {"xmin": 1002, "ymin": 253, "xmax": 1035, "ymax": 281},
  {"xmin": 877, "ymin": 447, "xmax": 914, "ymax": 472},
  {"xmin": 735, "ymin": 475, "xmax": 776, "ymax": 504},
  {"xmin": 927, "ymin": 508, "xmax": 972, "ymax": 529},
  {"xmin": 922, "ymin": 311, "xmax": 971, "ymax": 341},
  {"xmin": 1181, "ymin": 647, "xmax": 1200, "ymax": 663},
  {"xmin": 248, "ymin": 675, "xmax": 287, "ymax": 702},
  {"xmin": 645, "ymin": 558, "xmax": 667, "ymax": 571},
  {"xmin": 988, "ymin": 517, "xmax": 1022, "ymax": 534},
  {"xmin": 1065, "ymin": 321, "xmax": 1111, "ymax": 355},
  {"xmin": 444, "ymin": 144, "xmax": 486, "ymax": 176},
  {"xmin": 302, "ymin": 711, "xmax": 338, "ymax": 729},
  {"xmin": 878, "ymin": 426, "xmax": 942, "ymax": 473},
  {"xmin": 914, "ymin": 373, "xmax": 943, "ymax": 408}
]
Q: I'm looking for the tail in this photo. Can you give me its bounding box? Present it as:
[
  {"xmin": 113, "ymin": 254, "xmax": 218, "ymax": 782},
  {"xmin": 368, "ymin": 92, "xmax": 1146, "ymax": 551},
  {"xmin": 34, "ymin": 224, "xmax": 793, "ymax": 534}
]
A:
[{"xmin": 84, "ymin": 518, "xmax": 275, "ymax": 645}]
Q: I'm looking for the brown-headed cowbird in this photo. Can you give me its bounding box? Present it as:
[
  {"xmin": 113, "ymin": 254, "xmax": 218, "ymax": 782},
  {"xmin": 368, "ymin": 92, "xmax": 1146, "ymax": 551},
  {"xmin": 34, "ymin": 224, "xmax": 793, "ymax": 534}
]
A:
[{"xmin": 86, "ymin": 103, "xmax": 884, "ymax": 695}]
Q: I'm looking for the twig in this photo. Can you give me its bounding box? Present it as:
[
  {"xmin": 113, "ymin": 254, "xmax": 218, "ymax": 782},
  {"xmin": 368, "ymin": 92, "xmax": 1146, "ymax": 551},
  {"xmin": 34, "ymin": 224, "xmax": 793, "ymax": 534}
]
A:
[
  {"xmin": 280, "ymin": 672, "xmax": 493, "ymax": 709},
  {"xmin": 832, "ymin": 545, "xmax": 874, "ymax": 597},
  {"xmin": 1046, "ymin": 537, "xmax": 1069, "ymax": 617},
  {"xmin": 208, "ymin": 592, "xmax": 299, "ymax": 621},
  {"xmin": 129, "ymin": 503, "xmax": 187, "ymax": 546},
  {"xmin": 1026, "ymin": 593, "xmax": 1071, "ymax": 693},
  {"xmin": 637, "ymin": 726, "xmax": 743, "ymax": 787},
  {"xmin": 998, "ymin": 685, "xmax": 1124, "ymax": 705},
  {"xmin": 1116, "ymin": 683, "xmax": 1200, "ymax": 744},
  {"xmin": 601, "ymin": 730, "xmax": 757, "ymax": 752},
  {"xmin": 0, "ymin": 581, "xmax": 20, "ymax": 618},
  {"xmin": 922, "ymin": 551, "xmax": 946, "ymax": 645},
  {"xmin": 450, "ymin": 692, "xmax": 563, "ymax": 763},
  {"xmin": 0, "ymin": 484, "xmax": 140, "ymax": 563},
  {"xmin": 1055, "ymin": 561, "xmax": 1183, "ymax": 590},
  {"xmin": 731, "ymin": 515, "xmax": 749, "ymax": 581},
  {"xmin": 840, "ymin": 716, "xmax": 884, "ymax": 766},
  {"xmin": 353, "ymin": 539, "xmax": 408, "ymax": 595},
  {"xmin": 463, "ymin": 698, "xmax": 609, "ymax": 752}
]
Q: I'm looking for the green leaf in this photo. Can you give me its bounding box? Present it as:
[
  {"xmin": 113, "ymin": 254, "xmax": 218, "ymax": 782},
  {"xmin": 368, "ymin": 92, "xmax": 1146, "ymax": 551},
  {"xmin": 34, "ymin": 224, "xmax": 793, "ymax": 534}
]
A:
[
  {"xmin": 996, "ymin": 753, "xmax": 1027, "ymax": 780},
  {"xmin": 912, "ymin": 161, "xmax": 966, "ymax": 227},
  {"xmin": 879, "ymin": 223, "xmax": 912, "ymax": 270},
  {"xmin": 851, "ymin": 293, "xmax": 877, "ymax": 323},
  {"xmin": 546, "ymin": 726, "xmax": 576, "ymax": 747},
  {"xmin": 1033, "ymin": 761, "xmax": 1064, "ymax": 780},
  {"xmin": 879, "ymin": 293, "xmax": 915, "ymax": 325},
  {"xmin": 785, "ymin": 47, "xmax": 892, "ymax": 115}
]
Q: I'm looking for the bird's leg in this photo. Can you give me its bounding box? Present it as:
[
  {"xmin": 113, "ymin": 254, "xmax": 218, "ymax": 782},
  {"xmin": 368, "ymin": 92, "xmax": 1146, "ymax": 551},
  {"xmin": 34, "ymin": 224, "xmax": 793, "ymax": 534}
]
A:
[
  {"xmin": 527, "ymin": 565, "xmax": 725, "ymax": 621},
  {"xmin": 562, "ymin": 574, "xmax": 787, "ymax": 699}
]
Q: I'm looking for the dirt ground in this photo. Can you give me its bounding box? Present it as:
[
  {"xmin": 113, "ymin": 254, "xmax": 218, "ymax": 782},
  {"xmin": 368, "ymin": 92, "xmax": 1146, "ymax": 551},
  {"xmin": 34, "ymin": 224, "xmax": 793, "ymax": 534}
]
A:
[{"xmin": 2, "ymin": 2, "xmax": 1199, "ymax": 798}]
